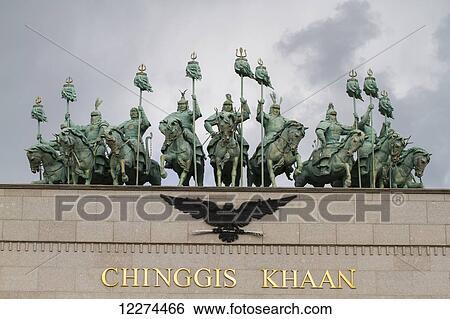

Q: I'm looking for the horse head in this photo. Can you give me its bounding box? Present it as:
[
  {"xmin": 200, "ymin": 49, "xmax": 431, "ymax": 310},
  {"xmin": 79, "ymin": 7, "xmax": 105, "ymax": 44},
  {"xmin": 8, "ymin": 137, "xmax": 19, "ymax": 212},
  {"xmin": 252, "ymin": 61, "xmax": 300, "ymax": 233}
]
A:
[
  {"xmin": 162, "ymin": 117, "xmax": 184, "ymax": 141},
  {"xmin": 25, "ymin": 144, "xmax": 59, "ymax": 173},
  {"xmin": 390, "ymin": 133, "xmax": 410, "ymax": 163},
  {"xmin": 342, "ymin": 130, "xmax": 366, "ymax": 156},
  {"xmin": 283, "ymin": 121, "xmax": 308, "ymax": 152},
  {"xmin": 412, "ymin": 148, "xmax": 431, "ymax": 178},
  {"xmin": 104, "ymin": 127, "xmax": 125, "ymax": 153},
  {"xmin": 217, "ymin": 112, "xmax": 237, "ymax": 144}
]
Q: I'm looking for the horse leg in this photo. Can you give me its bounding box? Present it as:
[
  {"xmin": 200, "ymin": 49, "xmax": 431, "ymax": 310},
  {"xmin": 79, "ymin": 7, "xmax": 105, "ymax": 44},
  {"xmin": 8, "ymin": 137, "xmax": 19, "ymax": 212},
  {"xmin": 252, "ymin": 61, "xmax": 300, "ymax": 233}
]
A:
[
  {"xmin": 217, "ymin": 165, "xmax": 222, "ymax": 186},
  {"xmin": 71, "ymin": 170, "xmax": 78, "ymax": 185},
  {"xmin": 267, "ymin": 159, "xmax": 277, "ymax": 187},
  {"xmin": 343, "ymin": 163, "xmax": 351, "ymax": 188},
  {"xmin": 85, "ymin": 169, "xmax": 92, "ymax": 185},
  {"xmin": 120, "ymin": 159, "xmax": 128, "ymax": 183},
  {"xmin": 230, "ymin": 156, "xmax": 238, "ymax": 187},
  {"xmin": 159, "ymin": 154, "xmax": 167, "ymax": 179},
  {"xmin": 196, "ymin": 160, "xmax": 204, "ymax": 186}
]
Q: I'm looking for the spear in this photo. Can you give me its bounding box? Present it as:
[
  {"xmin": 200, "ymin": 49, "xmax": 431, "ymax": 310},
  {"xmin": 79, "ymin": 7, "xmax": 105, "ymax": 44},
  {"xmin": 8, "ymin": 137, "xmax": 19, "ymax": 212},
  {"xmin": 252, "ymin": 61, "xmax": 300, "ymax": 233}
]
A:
[
  {"xmin": 234, "ymin": 47, "xmax": 254, "ymax": 186},
  {"xmin": 61, "ymin": 77, "xmax": 77, "ymax": 183},
  {"xmin": 133, "ymin": 64, "xmax": 153, "ymax": 185},
  {"xmin": 378, "ymin": 90, "xmax": 394, "ymax": 188},
  {"xmin": 61, "ymin": 77, "xmax": 76, "ymax": 128},
  {"xmin": 363, "ymin": 68, "xmax": 379, "ymax": 188},
  {"xmin": 254, "ymin": 58, "xmax": 273, "ymax": 187},
  {"xmin": 186, "ymin": 51, "xmax": 202, "ymax": 186},
  {"xmin": 31, "ymin": 96, "xmax": 47, "ymax": 180},
  {"xmin": 346, "ymin": 70, "xmax": 363, "ymax": 188}
]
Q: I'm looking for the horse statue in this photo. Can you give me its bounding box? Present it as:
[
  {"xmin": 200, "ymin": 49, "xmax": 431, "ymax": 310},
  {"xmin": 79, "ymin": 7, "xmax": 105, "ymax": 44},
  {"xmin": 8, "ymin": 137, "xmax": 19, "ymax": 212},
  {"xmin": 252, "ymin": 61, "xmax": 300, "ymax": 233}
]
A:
[
  {"xmin": 159, "ymin": 117, "xmax": 204, "ymax": 186},
  {"xmin": 248, "ymin": 120, "xmax": 307, "ymax": 187},
  {"xmin": 295, "ymin": 130, "xmax": 366, "ymax": 187},
  {"xmin": 25, "ymin": 143, "xmax": 66, "ymax": 184},
  {"xmin": 208, "ymin": 110, "xmax": 246, "ymax": 187},
  {"xmin": 104, "ymin": 127, "xmax": 161, "ymax": 185},
  {"xmin": 351, "ymin": 131, "xmax": 410, "ymax": 188},
  {"xmin": 389, "ymin": 147, "xmax": 431, "ymax": 188},
  {"xmin": 56, "ymin": 127, "xmax": 95, "ymax": 185}
]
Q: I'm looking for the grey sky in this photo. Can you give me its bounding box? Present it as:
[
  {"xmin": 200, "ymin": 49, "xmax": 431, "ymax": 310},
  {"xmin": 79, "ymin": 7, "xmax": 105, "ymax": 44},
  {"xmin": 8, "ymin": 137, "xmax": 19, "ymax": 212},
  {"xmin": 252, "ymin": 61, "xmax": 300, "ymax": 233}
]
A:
[{"xmin": 0, "ymin": 0, "xmax": 449, "ymax": 187}]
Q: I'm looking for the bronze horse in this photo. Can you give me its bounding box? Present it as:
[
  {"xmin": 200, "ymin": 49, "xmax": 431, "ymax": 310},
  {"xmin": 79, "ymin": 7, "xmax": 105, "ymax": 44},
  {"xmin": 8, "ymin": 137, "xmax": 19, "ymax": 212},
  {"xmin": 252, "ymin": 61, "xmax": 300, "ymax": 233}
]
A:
[
  {"xmin": 104, "ymin": 127, "xmax": 161, "ymax": 186},
  {"xmin": 295, "ymin": 130, "xmax": 366, "ymax": 187},
  {"xmin": 249, "ymin": 121, "xmax": 307, "ymax": 187}
]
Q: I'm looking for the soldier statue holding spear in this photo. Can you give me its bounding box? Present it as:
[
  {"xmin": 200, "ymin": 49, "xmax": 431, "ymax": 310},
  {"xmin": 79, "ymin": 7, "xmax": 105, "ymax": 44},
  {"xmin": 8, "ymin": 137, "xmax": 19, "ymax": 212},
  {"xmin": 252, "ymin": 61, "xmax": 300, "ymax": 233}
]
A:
[
  {"xmin": 31, "ymin": 96, "xmax": 47, "ymax": 181},
  {"xmin": 132, "ymin": 64, "xmax": 153, "ymax": 184},
  {"xmin": 254, "ymin": 58, "xmax": 274, "ymax": 187},
  {"xmin": 346, "ymin": 69, "xmax": 364, "ymax": 187},
  {"xmin": 363, "ymin": 69, "xmax": 379, "ymax": 188},
  {"xmin": 61, "ymin": 77, "xmax": 77, "ymax": 183},
  {"xmin": 234, "ymin": 47, "xmax": 254, "ymax": 186}
]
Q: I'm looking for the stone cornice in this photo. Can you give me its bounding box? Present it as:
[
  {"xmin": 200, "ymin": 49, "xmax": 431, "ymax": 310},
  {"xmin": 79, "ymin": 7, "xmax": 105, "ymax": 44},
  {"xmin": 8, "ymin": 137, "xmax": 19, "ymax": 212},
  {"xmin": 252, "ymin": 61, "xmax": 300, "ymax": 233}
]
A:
[{"xmin": 0, "ymin": 241, "xmax": 448, "ymax": 256}]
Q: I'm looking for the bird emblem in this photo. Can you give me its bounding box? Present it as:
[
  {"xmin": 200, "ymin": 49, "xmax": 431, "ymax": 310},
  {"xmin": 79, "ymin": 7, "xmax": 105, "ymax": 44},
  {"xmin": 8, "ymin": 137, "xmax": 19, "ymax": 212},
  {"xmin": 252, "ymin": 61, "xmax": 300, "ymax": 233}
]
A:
[{"xmin": 161, "ymin": 194, "xmax": 296, "ymax": 242}]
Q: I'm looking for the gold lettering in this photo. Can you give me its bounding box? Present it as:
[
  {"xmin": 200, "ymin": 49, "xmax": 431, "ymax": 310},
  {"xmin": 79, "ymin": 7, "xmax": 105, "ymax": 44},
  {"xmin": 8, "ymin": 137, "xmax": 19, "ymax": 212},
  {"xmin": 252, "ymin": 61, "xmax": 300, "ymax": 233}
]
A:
[
  {"xmin": 121, "ymin": 268, "xmax": 139, "ymax": 287},
  {"xmin": 153, "ymin": 268, "xmax": 172, "ymax": 287},
  {"xmin": 223, "ymin": 269, "xmax": 237, "ymax": 288},
  {"xmin": 101, "ymin": 268, "xmax": 118, "ymax": 287},
  {"xmin": 174, "ymin": 268, "xmax": 191, "ymax": 287},
  {"xmin": 300, "ymin": 270, "xmax": 318, "ymax": 289},
  {"xmin": 338, "ymin": 269, "xmax": 356, "ymax": 289},
  {"xmin": 261, "ymin": 269, "xmax": 280, "ymax": 288},
  {"xmin": 319, "ymin": 270, "xmax": 336, "ymax": 289},
  {"xmin": 281, "ymin": 270, "xmax": 299, "ymax": 288},
  {"xmin": 214, "ymin": 268, "xmax": 221, "ymax": 288},
  {"xmin": 194, "ymin": 268, "xmax": 212, "ymax": 288},
  {"xmin": 142, "ymin": 268, "xmax": 150, "ymax": 287}
]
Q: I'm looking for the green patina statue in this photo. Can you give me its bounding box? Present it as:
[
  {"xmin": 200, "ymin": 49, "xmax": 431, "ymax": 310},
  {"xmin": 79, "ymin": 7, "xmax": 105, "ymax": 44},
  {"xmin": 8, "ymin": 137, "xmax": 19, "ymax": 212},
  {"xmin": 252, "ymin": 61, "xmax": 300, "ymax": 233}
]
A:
[
  {"xmin": 312, "ymin": 103, "xmax": 356, "ymax": 175},
  {"xmin": 72, "ymin": 99, "xmax": 109, "ymax": 176},
  {"xmin": 295, "ymin": 103, "xmax": 365, "ymax": 187},
  {"xmin": 389, "ymin": 147, "xmax": 431, "ymax": 188},
  {"xmin": 248, "ymin": 92, "xmax": 306, "ymax": 187},
  {"xmin": 117, "ymin": 105, "xmax": 151, "ymax": 174},
  {"xmin": 204, "ymin": 94, "xmax": 250, "ymax": 186},
  {"xmin": 159, "ymin": 91, "xmax": 205, "ymax": 186}
]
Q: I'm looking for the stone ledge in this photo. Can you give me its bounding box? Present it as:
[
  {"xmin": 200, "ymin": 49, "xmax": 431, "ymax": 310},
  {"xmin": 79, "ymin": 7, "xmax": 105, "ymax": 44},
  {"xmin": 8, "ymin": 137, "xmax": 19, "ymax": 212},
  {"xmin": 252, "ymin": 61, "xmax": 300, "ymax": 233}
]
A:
[{"xmin": 0, "ymin": 241, "xmax": 448, "ymax": 256}]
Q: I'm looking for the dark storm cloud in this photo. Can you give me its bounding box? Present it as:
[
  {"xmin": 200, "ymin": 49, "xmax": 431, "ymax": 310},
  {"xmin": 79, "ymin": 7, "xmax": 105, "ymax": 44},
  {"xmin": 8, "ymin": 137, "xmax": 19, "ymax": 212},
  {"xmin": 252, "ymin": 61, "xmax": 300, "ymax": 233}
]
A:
[{"xmin": 277, "ymin": 0, "xmax": 379, "ymax": 84}]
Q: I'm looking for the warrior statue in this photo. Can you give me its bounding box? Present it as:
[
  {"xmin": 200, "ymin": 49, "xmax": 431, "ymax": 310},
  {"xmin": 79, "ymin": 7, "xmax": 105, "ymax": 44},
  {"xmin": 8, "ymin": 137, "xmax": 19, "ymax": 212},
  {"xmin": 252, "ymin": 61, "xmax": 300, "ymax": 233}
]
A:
[
  {"xmin": 355, "ymin": 103, "xmax": 376, "ymax": 177},
  {"xmin": 248, "ymin": 93, "xmax": 306, "ymax": 186},
  {"xmin": 204, "ymin": 94, "xmax": 250, "ymax": 186},
  {"xmin": 117, "ymin": 104, "xmax": 150, "ymax": 175},
  {"xmin": 313, "ymin": 103, "xmax": 355, "ymax": 175},
  {"xmin": 295, "ymin": 103, "xmax": 365, "ymax": 187},
  {"xmin": 255, "ymin": 93, "xmax": 287, "ymax": 154},
  {"xmin": 159, "ymin": 90, "xmax": 205, "ymax": 186},
  {"xmin": 76, "ymin": 99, "xmax": 109, "ymax": 176}
]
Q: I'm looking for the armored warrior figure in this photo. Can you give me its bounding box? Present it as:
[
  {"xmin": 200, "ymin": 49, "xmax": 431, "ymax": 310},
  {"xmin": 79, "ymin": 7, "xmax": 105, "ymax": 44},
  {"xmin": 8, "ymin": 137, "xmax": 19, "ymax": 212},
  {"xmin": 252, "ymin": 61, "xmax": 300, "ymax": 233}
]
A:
[
  {"xmin": 160, "ymin": 91, "xmax": 205, "ymax": 167},
  {"xmin": 313, "ymin": 103, "xmax": 355, "ymax": 174},
  {"xmin": 254, "ymin": 92, "xmax": 288, "ymax": 157},
  {"xmin": 204, "ymin": 94, "xmax": 251, "ymax": 165},
  {"xmin": 77, "ymin": 99, "xmax": 109, "ymax": 175},
  {"xmin": 356, "ymin": 103, "xmax": 376, "ymax": 160},
  {"xmin": 117, "ymin": 105, "xmax": 150, "ymax": 172}
]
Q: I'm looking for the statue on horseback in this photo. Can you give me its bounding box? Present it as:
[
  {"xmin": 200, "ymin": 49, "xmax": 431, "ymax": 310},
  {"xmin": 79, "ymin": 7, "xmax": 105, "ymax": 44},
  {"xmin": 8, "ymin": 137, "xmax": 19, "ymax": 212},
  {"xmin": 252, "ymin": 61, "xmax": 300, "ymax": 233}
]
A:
[
  {"xmin": 389, "ymin": 147, "xmax": 431, "ymax": 188},
  {"xmin": 55, "ymin": 127, "xmax": 95, "ymax": 184},
  {"xmin": 76, "ymin": 98, "xmax": 109, "ymax": 176},
  {"xmin": 25, "ymin": 143, "xmax": 66, "ymax": 184},
  {"xmin": 204, "ymin": 94, "xmax": 250, "ymax": 186},
  {"xmin": 159, "ymin": 91, "xmax": 205, "ymax": 186},
  {"xmin": 295, "ymin": 103, "xmax": 365, "ymax": 187},
  {"xmin": 104, "ymin": 126, "xmax": 161, "ymax": 186},
  {"xmin": 248, "ymin": 93, "xmax": 307, "ymax": 187}
]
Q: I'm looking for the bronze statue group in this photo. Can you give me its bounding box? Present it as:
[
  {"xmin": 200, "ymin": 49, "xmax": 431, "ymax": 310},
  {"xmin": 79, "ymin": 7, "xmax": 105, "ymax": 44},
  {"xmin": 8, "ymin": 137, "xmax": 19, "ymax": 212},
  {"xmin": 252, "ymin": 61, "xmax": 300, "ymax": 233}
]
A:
[{"xmin": 26, "ymin": 52, "xmax": 431, "ymax": 188}]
